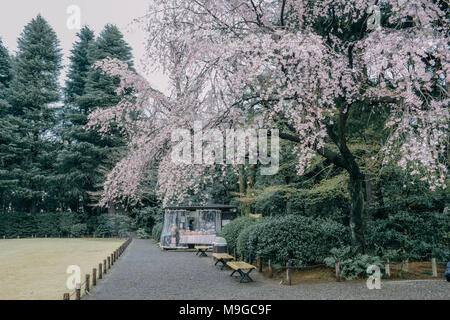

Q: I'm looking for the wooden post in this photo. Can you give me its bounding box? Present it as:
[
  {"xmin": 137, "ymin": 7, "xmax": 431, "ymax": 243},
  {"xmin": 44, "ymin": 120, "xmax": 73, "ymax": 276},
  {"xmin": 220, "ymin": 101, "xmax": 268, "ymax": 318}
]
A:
[
  {"xmin": 107, "ymin": 256, "xmax": 111, "ymax": 270},
  {"xmin": 335, "ymin": 260, "xmax": 340, "ymax": 282},
  {"xmin": 402, "ymin": 259, "xmax": 409, "ymax": 272},
  {"xmin": 257, "ymin": 254, "xmax": 262, "ymax": 272},
  {"xmin": 75, "ymin": 283, "xmax": 81, "ymax": 300},
  {"xmin": 85, "ymin": 274, "xmax": 90, "ymax": 293},
  {"xmin": 111, "ymin": 253, "xmax": 114, "ymax": 266},
  {"xmin": 385, "ymin": 259, "xmax": 390, "ymax": 278},
  {"xmin": 431, "ymin": 258, "xmax": 438, "ymax": 277},
  {"xmin": 99, "ymin": 263, "xmax": 103, "ymax": 279},
  {"xmin": 103, "ymin": 259, "xmax": 107, "ymax": 274},
  {"xmin": 268, "ymin": 259, "xmax": 273, "ymax": 278},
  {"xmin": 63, "ymin": 293, "xmax": 70, "ymax": 300},
  {"xmin": 92, "ymin": 268, "xmax": 97, "ymax": 286},
  {"xmin": 286, "ymin": 262, "xmax": 291, "ymax": 286}
]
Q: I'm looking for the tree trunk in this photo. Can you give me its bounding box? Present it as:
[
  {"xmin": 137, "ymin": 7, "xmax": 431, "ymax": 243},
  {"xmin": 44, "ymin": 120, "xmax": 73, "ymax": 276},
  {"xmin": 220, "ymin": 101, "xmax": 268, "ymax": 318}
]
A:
[{"xmin": 348, "ymin": 172, "xmax": 366, "ymax": 253}]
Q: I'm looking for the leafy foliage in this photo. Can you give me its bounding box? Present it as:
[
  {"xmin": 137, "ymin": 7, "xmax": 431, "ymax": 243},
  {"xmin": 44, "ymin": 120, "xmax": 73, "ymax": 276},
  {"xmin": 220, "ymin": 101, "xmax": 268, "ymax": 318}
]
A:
[
  {"xmin": 152, "ymin": 222, "xmax": 163, "ymax": 241},
  {"xmin": 324, "ymin": 247, "xmax": 385, "ymax": 280},
  {"xmin": 247, "ymin": 215, "xmax": 350, "ymax": 266},
  {"xmin": 220, "ymin": 216, "xmax": 261, "ymax": 254},
  {"xmin": 236, "ymin": 220, "xmax": 264, "ymax": 258}
]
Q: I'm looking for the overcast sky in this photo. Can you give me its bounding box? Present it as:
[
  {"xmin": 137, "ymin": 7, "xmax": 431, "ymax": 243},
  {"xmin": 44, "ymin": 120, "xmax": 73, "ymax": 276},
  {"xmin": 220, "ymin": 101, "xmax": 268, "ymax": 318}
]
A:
[{"xmin": 0, "ymin": 0, "xmax": 169, "ymax": 93}]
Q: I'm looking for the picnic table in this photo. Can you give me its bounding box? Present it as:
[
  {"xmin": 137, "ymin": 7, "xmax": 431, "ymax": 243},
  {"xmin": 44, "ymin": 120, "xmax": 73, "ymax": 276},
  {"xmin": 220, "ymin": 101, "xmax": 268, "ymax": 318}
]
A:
[
  {"xmin": 212, "ymin": 253, "xmax": 234, "ymax": 270},
  {"xmin": 194, "ymin": 246, "xmax": 211, "ymax": 257},
  {"xmin": 227, "ymin": 261, "xmax": 256, "ymax": 283}
]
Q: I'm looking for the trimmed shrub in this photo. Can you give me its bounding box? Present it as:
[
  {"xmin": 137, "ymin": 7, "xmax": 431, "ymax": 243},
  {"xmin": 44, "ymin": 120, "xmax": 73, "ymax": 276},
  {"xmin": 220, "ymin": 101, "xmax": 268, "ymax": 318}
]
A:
[
  {"xmin": 60, "ymin": 212, "xmax": 78, "ymax": 236},
  {"xmin": 71, "ymin": 223, "xmax": 87, "ymax": 237},
  {"xmin": 220, "ymin": 216, "xmax": 261, "ymax": 254},
  {"xmin": 247, "ymin": 215, "xmax": 350, "ymax": 266},
  {"xmin": 0, "ymin": 212, "xmax": 37, "ymax": 237},
  {"xmin": 35, "ymin": 212, "xmax": 61, "ymax": 237},
  {"xmin": 236, "ymin": 221, "xmax": 264, "ymax": 258},
  {"xmin": 152, "ymin": 222, "xmax": 163, "ymax": 241},
  {"xmin": 366, "ymin": 210, "xmax": 450, "ymax": 261}
]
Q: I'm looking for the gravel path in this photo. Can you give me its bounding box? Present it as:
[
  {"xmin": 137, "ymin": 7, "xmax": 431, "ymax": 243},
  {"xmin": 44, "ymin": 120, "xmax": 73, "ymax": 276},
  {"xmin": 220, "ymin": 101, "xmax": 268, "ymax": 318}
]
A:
[{"xmin": 87, "ymin": 239, "xmax": 449, "ymax": 300}]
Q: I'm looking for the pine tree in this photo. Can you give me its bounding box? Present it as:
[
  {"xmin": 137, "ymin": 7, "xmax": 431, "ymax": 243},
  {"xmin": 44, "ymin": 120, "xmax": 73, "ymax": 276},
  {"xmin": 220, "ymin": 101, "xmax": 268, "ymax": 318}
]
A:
[
  {"xmin": 65, "ymin": 26, "xmax": 95, "ymax": 106},
  {"xmin": 6, "ymin": 15, "xmax": 62, "ymax": 213},
  {"xmin": 57, "ymin": 24, "xmax": 133, "ymax": 213},
  {"xmin": 0, "ymin": 38, "xmax": 12, "ymax": 103},
  {"xmin": 0, "ymin": 38, "xmax": 17, "ymax": 211}
]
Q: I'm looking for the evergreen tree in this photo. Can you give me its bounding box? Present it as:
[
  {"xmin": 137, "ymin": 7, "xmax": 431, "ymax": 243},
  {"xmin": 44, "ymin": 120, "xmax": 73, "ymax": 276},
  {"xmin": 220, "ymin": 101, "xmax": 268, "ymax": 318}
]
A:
[
  {"xmin": 0, "ymin": 38, "xmax": 17, "ymax": 211},
  {"xmin": 0, "ymin": 38, "xmax": 12, "ymax": 103},
  {"xmin": 6, "ymin": 15, "xmax": 62, "ymax": 213},
  {"xmin": 55, "ymin": 26, "xmax": 96, "ymax": 212},
  {"xmin": 57, "ymin": 24, "xmax": 133, "ymax": 213},
  {"xmin": 65, "ymin": 26, "xmax": 95, "ymax": 106}
]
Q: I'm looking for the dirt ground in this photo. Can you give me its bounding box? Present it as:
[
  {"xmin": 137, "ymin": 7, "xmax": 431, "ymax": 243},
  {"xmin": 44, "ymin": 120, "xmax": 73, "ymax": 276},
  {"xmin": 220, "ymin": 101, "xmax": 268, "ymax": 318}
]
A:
[
  {"xmin": 264, "ymin": 261, "xmax": 448, "ymax": 285},
  {"xmin": 0, "ymin": 238, "xmax": 124, "ymax": 300}
]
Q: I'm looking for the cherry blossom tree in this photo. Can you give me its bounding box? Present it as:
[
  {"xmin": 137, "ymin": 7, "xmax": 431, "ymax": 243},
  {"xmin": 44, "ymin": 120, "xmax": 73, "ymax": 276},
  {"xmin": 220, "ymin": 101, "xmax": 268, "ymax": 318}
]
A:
[{"xmin": 88, "ymin": 0, "xmax": 449, "ymax": 251}]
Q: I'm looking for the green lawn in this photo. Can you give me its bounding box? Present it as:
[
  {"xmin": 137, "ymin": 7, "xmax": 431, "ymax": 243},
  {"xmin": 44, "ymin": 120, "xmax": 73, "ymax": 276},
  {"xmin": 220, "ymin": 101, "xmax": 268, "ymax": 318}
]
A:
[{"xmin": 0, "ymin": 238, "xmax": 124, "ymax": 300}]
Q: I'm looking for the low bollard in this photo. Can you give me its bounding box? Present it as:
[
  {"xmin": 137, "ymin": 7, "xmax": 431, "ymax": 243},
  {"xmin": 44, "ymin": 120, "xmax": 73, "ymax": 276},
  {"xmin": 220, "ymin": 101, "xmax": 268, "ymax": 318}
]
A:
[
  {"xmin": 92, "ymin": 268, "xmax": 97, "ymax": 286},
  {"xmin": 432, "ymin": 258, "xmax": 438, "ymax": 277},
  {"xmin": 75, "ymin": 283, "xmax": 81, "ymax": 300},
  {"xmin": 85, "ymin": 274, "xmax": 90, "ymax": 293},
  {"xmin": 335, "ymin": 260, "xmax": 340, "ymax": 282},
  {"xmin": 286, "ymin": 262, "xmax": 291, "ymax": 286}
]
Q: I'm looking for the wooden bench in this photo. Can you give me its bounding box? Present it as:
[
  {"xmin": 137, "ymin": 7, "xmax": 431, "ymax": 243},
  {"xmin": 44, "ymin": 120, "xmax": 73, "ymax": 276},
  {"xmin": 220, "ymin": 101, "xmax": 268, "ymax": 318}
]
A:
[
  {"xmin": 212, "ymin": 253, "xmax": 234, "ymax": 270},
  {"xmin": 226, "ymin": 261, "xmax": 256, "ymax": 283},
  {"xmin": 194, "ymin": 246, "xmax": 211, "ymax": 257}
]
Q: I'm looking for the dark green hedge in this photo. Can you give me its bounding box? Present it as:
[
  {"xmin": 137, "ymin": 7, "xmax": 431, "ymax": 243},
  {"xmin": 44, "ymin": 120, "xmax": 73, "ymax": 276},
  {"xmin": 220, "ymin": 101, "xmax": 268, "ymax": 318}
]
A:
[
  {"xmin": 220, "ymin": 216, "xmax": 261, "ymax": 254},
  {"xmin": 0, "ymin": 211, "xmax": 134, "ymax": 238},
  {"xmin": 247, "ymin": 215, "xmax": 350, "ymax": 266},
  {"xmin": 366, "ymin": 210, "xmax": 450, "ymax": 261}
]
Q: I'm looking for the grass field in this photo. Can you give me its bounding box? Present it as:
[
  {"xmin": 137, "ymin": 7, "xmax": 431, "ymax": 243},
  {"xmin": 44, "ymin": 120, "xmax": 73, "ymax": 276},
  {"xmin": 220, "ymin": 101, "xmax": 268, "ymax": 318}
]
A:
[{"xmin": 0, "ymin": 238, "xmax": 125, "ymax": 300}]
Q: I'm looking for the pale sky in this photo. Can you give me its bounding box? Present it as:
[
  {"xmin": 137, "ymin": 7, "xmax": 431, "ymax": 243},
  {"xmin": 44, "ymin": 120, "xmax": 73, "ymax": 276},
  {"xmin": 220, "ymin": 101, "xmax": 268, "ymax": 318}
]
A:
[{"xmin": 0, "ymin": 0, "xmax": 169, "ymax": 93}]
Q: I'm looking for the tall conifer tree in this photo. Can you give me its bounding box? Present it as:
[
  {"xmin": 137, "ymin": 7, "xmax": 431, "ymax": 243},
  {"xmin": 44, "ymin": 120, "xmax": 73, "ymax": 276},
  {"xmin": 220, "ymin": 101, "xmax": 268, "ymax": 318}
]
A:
[
  {"xmin": 58, "ymin": 24, "xmax": 133, "ymax": 213},
  {"xmin": 7, "ymin": 15, "xmax": 62, "ymax": 213}
]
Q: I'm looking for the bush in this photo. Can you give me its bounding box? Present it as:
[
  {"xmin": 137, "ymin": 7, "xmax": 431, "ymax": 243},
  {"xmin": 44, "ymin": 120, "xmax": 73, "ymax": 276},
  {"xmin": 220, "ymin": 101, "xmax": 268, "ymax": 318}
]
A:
[
  {"xmin": 247, "ymin": 215, "xmax": 350, "ymax": 266},
  {"xmin": 35, "ymin": 212, "xmax": 61, "ymax": 237},
  {"xmin": 71, "ymin": 223, "xmax": 87, "ymax": 237},
  {"xmin": 324, "ymin": 247, "xmax": 385, "ymax": 280},
  {"xmin": 132, "ymin": 206, "xmax": 163, "ymax": 234},
  {"xmin": 136, "ymin": 228, "xmax": 151, "ymax": 239},
  {"xmin": 60, "ymin": 212, "xmax": 78, "ymax": 236},
  {"xmin": 236, "ymin": 221, "xmax": 264, "ymax": 258},
  {"xmin": 220, "ymin": 216, "xmax": 261, "ymax": 254},
  {"xmin": 366, "ymin": 210, "xmax": 450, "ymax": 261},
  {"xmin": 152, "ymin": 222, "xmax": 163, "ymax": 241},
  {"xmin": 94, "ymin": 214, "xmax": 134, "ymax": 238}
]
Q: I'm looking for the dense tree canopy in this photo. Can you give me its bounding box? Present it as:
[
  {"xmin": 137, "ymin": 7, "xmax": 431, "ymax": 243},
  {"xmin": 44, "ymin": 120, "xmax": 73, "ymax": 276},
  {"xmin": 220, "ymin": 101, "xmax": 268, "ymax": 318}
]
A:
[{"xmin": 88, "ymin": 0, "xmax": 449, "ymax": 250}]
